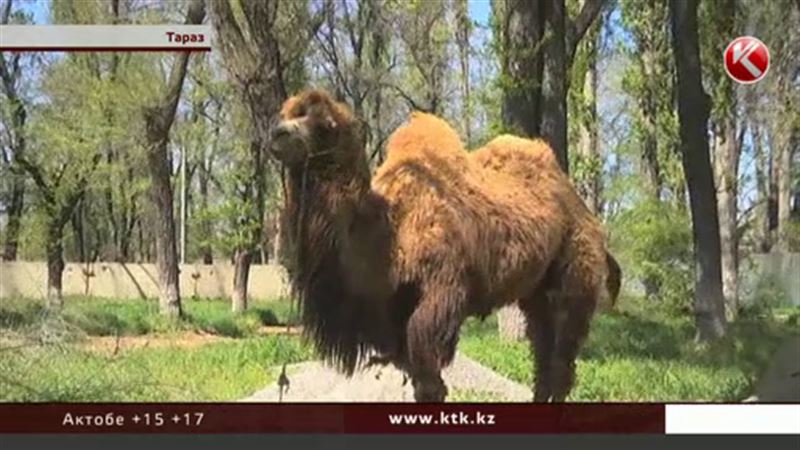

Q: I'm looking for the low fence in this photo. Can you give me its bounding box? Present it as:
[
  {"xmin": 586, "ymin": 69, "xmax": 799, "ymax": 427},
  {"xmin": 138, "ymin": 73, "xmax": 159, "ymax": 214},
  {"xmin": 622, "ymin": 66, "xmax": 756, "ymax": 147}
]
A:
[
  {"xmin": 0, "ymin": 261, "xmax": 290, "ymax": 300},
  {"xmin": 1, "ymin": 253, "xmax": 797, "ymax": 304}
]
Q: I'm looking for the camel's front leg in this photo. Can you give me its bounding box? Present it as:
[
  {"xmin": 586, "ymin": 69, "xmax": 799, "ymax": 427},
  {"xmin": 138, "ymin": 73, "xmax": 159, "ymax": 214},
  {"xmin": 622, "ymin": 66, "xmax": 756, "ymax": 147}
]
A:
[{"xmin": 405, "ymin": 279, "xmax": 466, "ymax": 402}]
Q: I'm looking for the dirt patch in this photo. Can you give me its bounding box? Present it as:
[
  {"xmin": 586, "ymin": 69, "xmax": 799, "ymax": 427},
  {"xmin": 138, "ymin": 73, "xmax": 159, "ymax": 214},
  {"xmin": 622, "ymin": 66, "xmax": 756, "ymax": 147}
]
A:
[
  {"xmin": 2, "ymin": 325, "xmax": 304, "ymax": 356},
  {"xmin": 257, "ymin": 325, "xmax": 303, "ymax": 336},
  {"xmin": 81, "ymin": 331, "xmax": 231, "ymax": 355}
]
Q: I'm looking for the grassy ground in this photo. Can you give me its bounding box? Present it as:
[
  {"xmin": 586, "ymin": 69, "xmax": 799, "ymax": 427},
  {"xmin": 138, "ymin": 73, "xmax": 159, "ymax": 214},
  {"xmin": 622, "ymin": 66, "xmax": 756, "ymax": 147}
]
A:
[
  {"xmin": 0, "ymin": 297, "xmax": 310, "ymax": 401},
  {"xmin": 459, "ymin": 301, "xmax": 800, "ymax": 402},
  {"xmin": 1, "ymin": 295, "xmax": 797, "ymax": 402}
]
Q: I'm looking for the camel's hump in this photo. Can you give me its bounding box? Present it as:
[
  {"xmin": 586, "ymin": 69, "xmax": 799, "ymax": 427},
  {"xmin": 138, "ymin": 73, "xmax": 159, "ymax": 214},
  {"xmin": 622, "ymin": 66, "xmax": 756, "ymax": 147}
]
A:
[{"xmin": 383, "ymin": 112, "xmax": 465, "ymax": 162}]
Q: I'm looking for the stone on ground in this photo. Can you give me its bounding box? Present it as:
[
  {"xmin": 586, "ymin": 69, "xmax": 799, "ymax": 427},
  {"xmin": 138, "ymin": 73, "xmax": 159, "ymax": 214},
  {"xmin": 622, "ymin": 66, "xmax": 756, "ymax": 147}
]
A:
[{"xmin": 242, "ymin": 352, "xmax": 531, "ymax": 402}]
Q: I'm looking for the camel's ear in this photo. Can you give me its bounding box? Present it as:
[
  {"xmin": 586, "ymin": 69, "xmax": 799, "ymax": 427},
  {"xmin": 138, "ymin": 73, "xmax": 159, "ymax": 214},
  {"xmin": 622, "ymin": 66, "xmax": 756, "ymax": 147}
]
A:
[{"xmin": 322, "ymin": 113, "xmax": 338, "ymax": 130}]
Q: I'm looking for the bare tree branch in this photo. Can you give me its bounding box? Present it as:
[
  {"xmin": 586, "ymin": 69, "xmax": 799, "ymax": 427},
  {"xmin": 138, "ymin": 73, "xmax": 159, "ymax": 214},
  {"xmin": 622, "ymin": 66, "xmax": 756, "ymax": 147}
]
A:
[
  {"xmin": 379, "ymin": 81, "xmax": 432, "ymax": 113},
  {"xmin": 15, "ymin": 155, "xmax": 53, "ymax": 205}
]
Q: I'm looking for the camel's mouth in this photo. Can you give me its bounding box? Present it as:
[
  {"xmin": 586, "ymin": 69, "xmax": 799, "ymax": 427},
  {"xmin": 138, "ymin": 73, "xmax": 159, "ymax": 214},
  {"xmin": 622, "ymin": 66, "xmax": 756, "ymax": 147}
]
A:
[{"xmin": 269, "ymin": 126, "xmax": 309, "ymax": 167}]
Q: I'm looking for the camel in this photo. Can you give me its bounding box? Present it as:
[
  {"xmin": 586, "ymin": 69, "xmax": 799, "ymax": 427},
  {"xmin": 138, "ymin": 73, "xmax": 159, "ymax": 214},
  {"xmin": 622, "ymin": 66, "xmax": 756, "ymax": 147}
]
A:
[{"xmin": 269, "ymin": 89, "xmax": 620, "ymax": 402}]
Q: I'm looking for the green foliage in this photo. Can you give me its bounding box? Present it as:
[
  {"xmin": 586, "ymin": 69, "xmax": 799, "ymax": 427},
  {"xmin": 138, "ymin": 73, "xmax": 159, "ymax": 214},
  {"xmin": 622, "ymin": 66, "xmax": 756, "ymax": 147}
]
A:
[
  {"xmin": 784, "ymin": 219, "xmax": 800, "ymax": 252},
  {"xmin": 610, "ymin": 199, "xmax": 693, "ymax": 312},
  {"xmin": 460, "ymin": 309, "xmax": 799, "ymax": 401},
  {"xmin": 619, "ymin": 0, "xmax": 684, "ymax": 200},
  {"xmin": 698, "ymin": 0, "xmax": 738, "ymax": 122},
  {"xmin": 739, "ymin": 274, "xmax": 792, "ymax": 320},
  {"xmin": 570, "ymin": 152, "xmax": 603, "ymax": 188}
]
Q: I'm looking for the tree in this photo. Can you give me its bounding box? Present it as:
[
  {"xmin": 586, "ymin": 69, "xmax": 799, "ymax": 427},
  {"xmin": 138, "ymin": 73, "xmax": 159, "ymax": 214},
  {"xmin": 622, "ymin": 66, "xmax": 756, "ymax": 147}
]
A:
[
  {"xmin": 669, "ymin": 0, "xmax": 726, "ymax": 340},
  {"xmin": 15, "ymin": 60, "xmax": 106, "ymax": 307},
  {"xmin": 454, "ymin": 0, "xmax": 472, "ymax": 145},
  {"xmin": 620, "ymin": 0, "xmax": 682, "ymax": 203},
  {"xmin": 493, "ymin": 0, "xmax": 605, "ymax": 341},
  {"xmin": 766, "ymin": 4, "xmax": 800, "ymax": 251},
  {"xmin": 570, "ymin": 9, "xmax": 602, "ymax": 214},
  {"xmin": 0, "ymin": 0, "xmax": 29, "ymax": 260},
  {"xmin": 700, "ymin": 0, "xmax": 740, "ymax": 319},
  {"xmin": 392, "ymin": 0, "xmax": 452, "ymax": 116},
  {"xmin": 494, "ymin": 0, "xmax": 606, "ymax": 172},
  {"xmin": 211, "ymin": 0, "xmax": 311, "ymax": 312},
  {"xmin": 312, "ymin": 0, "xmax": 393, "ymax": 164},
  {"xmin": 143, "ymin": 0, "xmax": 206, "ymax": 317},
  {"xmin": 737, "ymin": 0, "xmax": 799, "ymax": 253}
]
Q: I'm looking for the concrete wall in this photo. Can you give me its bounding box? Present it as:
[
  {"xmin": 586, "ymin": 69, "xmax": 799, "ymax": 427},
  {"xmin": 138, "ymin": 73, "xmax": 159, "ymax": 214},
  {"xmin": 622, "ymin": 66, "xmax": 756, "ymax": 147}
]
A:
[
  {"xmin": 743, "ymin": 252, "xmax": 800, "ymax": 306},
  {"xmin": 2, "ymin": 253, "xmax": 797, "ymax": 304},
  {"xmin": 0, "ymin": 261, "xmax": 290, "ymax": 300}
]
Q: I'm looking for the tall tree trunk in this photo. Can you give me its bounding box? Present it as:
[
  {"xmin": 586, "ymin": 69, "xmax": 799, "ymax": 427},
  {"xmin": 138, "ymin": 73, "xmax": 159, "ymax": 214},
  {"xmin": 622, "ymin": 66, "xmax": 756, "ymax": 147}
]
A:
[
  {"xmin": 706, "ymin": 0, "xmax": 740, "ymax": 321},
  {"xmin": 714, "ymin": 117, "xmax": 740, "ymax": 320},
  {"xmin": 498, "ymin": 0, "xmax": 544, "ymax": 138},
  {"xmin": 144, "ymin": 140, "xmax": 182, "ymax": 316},
  {"xmin": 272, "ymin": 209, "xmax": 283, "ymax": 265},
  {"xmin": 767, "ymin": 135, "xmax": 779, "ymax": 247},
  {"xmin": 143, "ymin": 0, "xmax": 205, "ymax": 317},
  {"xmin": 496, "ymin": 0, "xmax": 542, "ymax": 341},
  {"xmin": 71, "ymin": 198, "xmax": 86, "ymax": 263},
  {"xmin": 232, "ymin": 248, "xmax": 251, "ymax": 313},
  {"xmin": 45, "ymin": 218, "xmax": 65, "ymax": 309},
  {"xmin": 577, "ymin": 23, "xmax": 601, "ymax": 214},
  {"xmin": 641, "ymin": 46, "xmax": 663, "ymax": 200},
  {"xmin": 541, "ymin": 0, "xmax": 569, "ymax": 171},
  {"xmin": 776, "ymin": 126, "xmax": 795, "ymax": 251},
  {"xmin": 211, "ymin": 0, "xmax": 289, "ymax": 312},
  {"xmin": 496, "ymin": 0, "xmax": 605, "ymax": 340},
  {"xmin": 670, "ymin": 0, "xmax": 726, "ymax": 341},
  {"xmin": 498, "ymin": 0, "xmax": 605, "ymax": 172},
  {"xmin": 455, "ymin": 0, "xmax": 471, "ymax": 145},
  {"xmin": 753, "ymin": 123, "xmax": 772, "ymax": 252},
  {"xmin": 198, "ymin": 171, "xmax": 213, "ymax": 264},
  {"xmin": 0, "ymin": 36, "xmax": 27, "ymax": 261},
  {"xmin": 3, "ymin": 182, "xmax": 24, "ymax": 260}
]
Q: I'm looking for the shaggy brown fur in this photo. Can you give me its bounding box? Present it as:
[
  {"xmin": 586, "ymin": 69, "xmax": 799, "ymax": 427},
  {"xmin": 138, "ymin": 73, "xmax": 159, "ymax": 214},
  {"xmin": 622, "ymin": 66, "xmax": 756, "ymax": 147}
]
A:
[{"xmin": 270, "ymin": 89, "xmax": 619, "ymax": 402}]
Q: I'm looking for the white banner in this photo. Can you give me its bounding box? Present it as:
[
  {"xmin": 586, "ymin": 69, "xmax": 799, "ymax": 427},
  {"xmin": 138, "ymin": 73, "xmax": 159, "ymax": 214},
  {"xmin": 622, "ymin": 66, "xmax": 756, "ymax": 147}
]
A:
[
  {"xmin": 0, "ymin": 25, "xmax": 211, "ymax": 51},
  {"xmin": 666, "ymin": 404, "xmax": 800, "ymax": 434}
]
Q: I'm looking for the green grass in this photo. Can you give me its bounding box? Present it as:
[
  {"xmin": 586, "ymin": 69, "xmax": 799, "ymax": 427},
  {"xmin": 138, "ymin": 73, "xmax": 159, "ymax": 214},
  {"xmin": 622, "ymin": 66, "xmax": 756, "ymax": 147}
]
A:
[
  {"xmin": 0, "ymin": 296, "xmax": 309, "ymax": 401},
  {"xmin": 0, "ymin": 296, "xmax": 301, "ymax": 338},
  {"xmin": 448, "ymin": 389, "xmax": 504, "ymax": 402},
  {"xmin": 0, "ymin": 335, "xmax": 312, "ymax": 401},
  {"xmin": 1, "ymin": 296, "xmax": 797, "ymax": 402},
  {"xmin": 459, "ymin": 309, "xmax": 800, "ymax": 402}
]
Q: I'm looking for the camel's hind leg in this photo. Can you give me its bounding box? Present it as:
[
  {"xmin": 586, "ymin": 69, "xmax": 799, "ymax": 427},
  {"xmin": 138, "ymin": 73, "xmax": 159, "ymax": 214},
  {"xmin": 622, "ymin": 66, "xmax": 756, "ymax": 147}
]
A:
[
  {"xmin": 405, "ymin": 279, "xmax": 466, "ymax": 402},
  {"xmin": 548, "ymin": 259, "xmax": 601, "ymax": 402},
  {"xmin": 519, "ymin": 293, "xmax": 556, "ymax": 402}
]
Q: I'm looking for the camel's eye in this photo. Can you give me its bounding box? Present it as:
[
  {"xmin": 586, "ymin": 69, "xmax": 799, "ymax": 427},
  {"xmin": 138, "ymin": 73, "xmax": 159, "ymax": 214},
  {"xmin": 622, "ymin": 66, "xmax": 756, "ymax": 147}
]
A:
[{"xmin": 290, "ymin": 102, "xmax": 311, "ymax": 118}]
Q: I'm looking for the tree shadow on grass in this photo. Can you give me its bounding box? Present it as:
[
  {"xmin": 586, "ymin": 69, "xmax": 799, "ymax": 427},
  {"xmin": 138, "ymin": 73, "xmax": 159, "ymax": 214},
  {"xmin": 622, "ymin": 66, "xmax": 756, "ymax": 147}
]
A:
[
  {"xmin": 581, "ymin": 312, "xmax": 691, "ymax": 362},
  {"xmin": 0, "ymin": 301, "xmax": 46, "ymax": 329},
  {"xmin": 581, "ymin": 311, "xmax": 797, "ymax": 378}
]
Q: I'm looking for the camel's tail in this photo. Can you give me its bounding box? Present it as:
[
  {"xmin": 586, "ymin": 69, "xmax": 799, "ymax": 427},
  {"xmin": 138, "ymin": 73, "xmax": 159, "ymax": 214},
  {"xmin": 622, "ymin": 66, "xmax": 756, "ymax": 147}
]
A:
[{"xmin": 606, "ymin": 251, "xmax": 622, "ymax": 308}]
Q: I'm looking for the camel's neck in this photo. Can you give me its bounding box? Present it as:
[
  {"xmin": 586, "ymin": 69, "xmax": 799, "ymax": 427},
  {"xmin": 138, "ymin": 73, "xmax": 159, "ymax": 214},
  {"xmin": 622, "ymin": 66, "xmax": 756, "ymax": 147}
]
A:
[
  {"xmin": 283, "ymin": 160, "xmax": 397, "ymax": 372},
  {"xmin": 284, "ymin": 160, "xmax": 394, "ymax": 298}
]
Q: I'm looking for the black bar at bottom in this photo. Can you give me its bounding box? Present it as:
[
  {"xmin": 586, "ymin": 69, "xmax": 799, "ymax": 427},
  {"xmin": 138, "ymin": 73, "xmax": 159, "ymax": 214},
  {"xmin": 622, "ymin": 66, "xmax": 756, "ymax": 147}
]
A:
[{"xmin": 2, "ymin": 434, "xmax": 799, "ymax": 450}]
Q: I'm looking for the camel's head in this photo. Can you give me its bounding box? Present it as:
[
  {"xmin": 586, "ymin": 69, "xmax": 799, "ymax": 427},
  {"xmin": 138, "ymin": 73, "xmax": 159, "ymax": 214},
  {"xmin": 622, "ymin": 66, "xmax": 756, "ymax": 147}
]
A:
[{"xmin": 270, "ymin": 89, "xmax": 365, "ymax": 170}]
